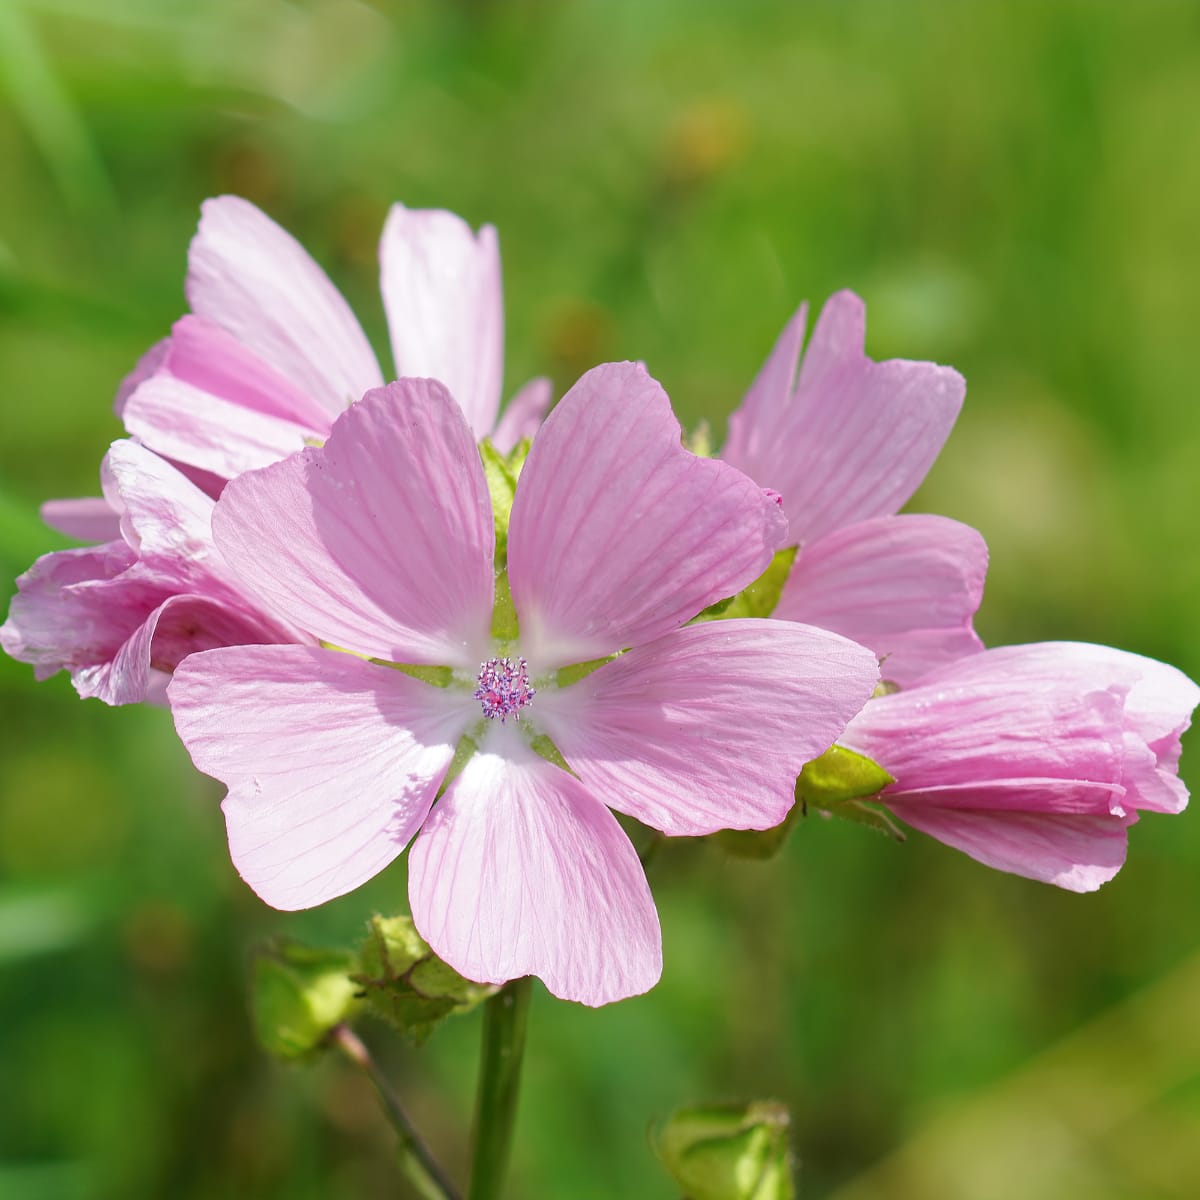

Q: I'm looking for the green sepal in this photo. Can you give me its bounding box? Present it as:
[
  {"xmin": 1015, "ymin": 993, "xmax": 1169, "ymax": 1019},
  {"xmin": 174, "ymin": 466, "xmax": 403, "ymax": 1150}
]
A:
[
  {"xmin": 799, "ymin": 744, "xmax": 903, "ymax": 841},
  {"xmin": 480, "ymin": 439, "xmax": 519, "ymax": 564},
  {"xmin": 715, "ymin": 744, "xmax": 896, "ymax": 859},
  {"xmin": 352, "ymin": 915, "xmax": 495, "ymax": 1044},
  {"xmin": 693, "ymin": 547, "xmax": 798, "ymax": 623},
  {"xmin": 492, "ymin": 568, "xmax": 519, "ymax": 644},
  {"xmin": 651, "ymin": 1100, "xmax": 795, "ymax": 1200},
  {"xmin": 684, "ymin": 419, "xmax": 714, "ymax": 458},
  {"xmin": 369, "ymin": 661, "xmax": 453, "ymax": 687},
  {"xmin": 555, "ymin": 653, "xmax": 620, "ymax": 688},
  {"xmin": 437, "ymin": 733, "xmax": 478, "ymax": 799},
  {"xmin": 529, "ymin": 731, "xmax": 573, "ymax": 773},
  {"xmin": 252, "ymin": 939, "xmax": 360, "ymax": 1060}
]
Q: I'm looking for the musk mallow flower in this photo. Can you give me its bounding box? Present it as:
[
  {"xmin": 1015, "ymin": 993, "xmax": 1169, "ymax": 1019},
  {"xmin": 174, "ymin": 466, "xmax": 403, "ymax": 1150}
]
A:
[
  {"xmin": 839, "ymin": 643, "xmax": 1200, "ymax": 891},
  {"xmin": 1, "ymin": 442, "xmax": 300, "ymax": 705},
  {"xmin": 41, "ymin": 195, "xmax": 550, "ymax": 538},
  {"xmin": 721, "ymin": 290, "xmax": 988, "ymax": 685},
  {"xmin": 168, "ymin": 363, "xmax": 881, "ymax": 1005}
]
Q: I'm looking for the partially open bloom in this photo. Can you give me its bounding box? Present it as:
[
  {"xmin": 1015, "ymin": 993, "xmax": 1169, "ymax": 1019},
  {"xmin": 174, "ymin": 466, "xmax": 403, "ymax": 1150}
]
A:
[
  {"xmin": 722, "ymin": 291, "xmax": 987, "ymax": 685},
  {"xmin": 42, "ymin": 195, "xmax": 549, "ymax": 535},
  {"xmin": 840, "ymin": 643, "xmax": 1200, "ymax": 890},
  {"xmin": 1, "ymin": 442, "xmax": 299, "ymax": 704},
  {"xmin": 169, "ymin": 364, "xmax": 880, "ymax": 1004}
]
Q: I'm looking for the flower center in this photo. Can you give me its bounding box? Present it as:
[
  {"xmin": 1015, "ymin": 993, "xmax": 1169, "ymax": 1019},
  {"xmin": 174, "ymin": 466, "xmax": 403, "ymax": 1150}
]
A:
[{"xmin": 474, "ymin": 656, "xmax": 535, "ymax": 722}]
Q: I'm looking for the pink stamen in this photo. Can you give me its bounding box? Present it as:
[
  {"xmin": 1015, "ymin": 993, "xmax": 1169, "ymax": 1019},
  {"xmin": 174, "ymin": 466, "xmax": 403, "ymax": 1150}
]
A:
[{"xmin": 474, "ymin": 656, "xmax": 535, "ymax": 722}]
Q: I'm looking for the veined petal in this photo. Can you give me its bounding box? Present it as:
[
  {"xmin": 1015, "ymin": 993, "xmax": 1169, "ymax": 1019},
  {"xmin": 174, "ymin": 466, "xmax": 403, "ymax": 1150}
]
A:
[
  {"xmin": 722, "ymin": 291, "xmax": 965, "ymax": 546},
  {"xmin": 408, "ymin": 724, "xmax": 662, "ymax": 1006},
  {"xmin": 41, "ymin": 497, "xmax": 122, "ymax": 543},
  {"xmin": 103, "ymin": 441, "xmax": 222, "ymax": 586},
  {"xmin": 186, "ymin": 196, "xmax": 382, "ymax": 415},
  {"xmin": 124, "ymin": 374, "xmax": 319, "ymax": 481},
  {"xmin": 775, "ymin": 514, "xmax": 988, "ymax": 686},
  {"xmin": 77, "ymin": 592, "xmax": 291, "ymax": 706},
  {"xmin": 508, "ymin": 363, "xmax": 788, "ymax": 669},
  {"xmin": 891, "ymin": 806, "xmax": 1129, "ymax": 893},
  {"xmin": 213, "ymin": 380, "xmax": 495, "ymax": 667},
  {"xmin": 380, "ymin": 204, "xmax": 504, "ymax": 438},
  {"xmin": 536, "ymin": 619, "xmax": 880, "ymax": 836},
  {"xmin": 170, "ymin": 646, "xmax": 470, "ymax": 910},
  {"xmin": 722, "ymin": 304, "xmax": 807, "ymax": 471},
  {"xmin": 113, "ymin": 336, "xmax": 170, "ymax": 417},
  {"xmin": 843, "ymin": 681, "xmax": 1129, "ymax": 793},
  {"xmin": 491, "ymin": 377, "xmax": 552, "ymax": 453}
]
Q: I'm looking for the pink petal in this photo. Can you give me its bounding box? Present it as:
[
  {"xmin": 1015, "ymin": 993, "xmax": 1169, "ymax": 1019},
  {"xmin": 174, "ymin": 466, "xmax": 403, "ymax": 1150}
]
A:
[
  {"xmin": 408, "ymin": 724, "xmax": 662, "ymax": 1005},
  {"xmin": 507, "ymin": 362, "xmax": 788, "ymax": 669},
  {"xmin": 77, "ymin": 592, "xmax": 290, "ymax": 706},
  {"xmin": 113, "ymin": 335, "xmax": 170, "ymax": 417},
  {"xmin": 380, "ymin": 204, "xmax": 504, "ymax": 439},
  {"xmin": 186, "ymin": 196, "xmax": 382, "ymax": 416},
  {"xmin": 722, "ymin": 291, "xmax": 965, "ymax": 546},
  {"xmin": 491, "ymin": 377, "xmax": 552, "ymax": 453},
  {"xmin": 41, "ymin": 497, "xmax": 122, "ymax": 543},
  {"xmin": 213, "ymin": 379, "xmax": 495, "ymax": 667},
  {"xmin": 535, "ymin": 619, "xmax": 880, "ymax": 836},
  {"xmin": 164, "ymin": 315, "xmax": 332, "ymax": 429},
  {"xmin": 775, "ymin": 514, "xmax": 988, "ymax": 686},
  {"xmin": 891, "ymin": 806, "xmax": 1129, "ymax": 892},
  {"xmin": 103, "ymin": 441, "xmax": 221, "ymax": 584},
  {"xmin": 1, "ymin": 541, "xmax": 139, "ymax": 682},
  {"xmin": 170, "ymin": 646, "xmax": 470, "ymax": 910},
  {"xmin": 123, "ymin": 374, "xmax": 319, "ymax": 482},
  {"xmin": 722, "ymin": 305, "xmax": 807, "ymax": 472},
  {"xmin": 843, "ymin": 680, "xmax": 1129, "ymax": 794}
]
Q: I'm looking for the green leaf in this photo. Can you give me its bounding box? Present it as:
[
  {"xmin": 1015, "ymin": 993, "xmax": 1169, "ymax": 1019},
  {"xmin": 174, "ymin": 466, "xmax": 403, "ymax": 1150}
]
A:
[
  {"xmin": 693, "ymin": 546, "xmax": 798, "ymax": 622},
  {"xmin": 352, "ymin": 915, "xmax": 495, "ymax": 1044},
  {"xmin": 651, "ymin": 1100, "xmax": 795, "ymax": 1200},
  {"xmin": 252, "ymin": 939, "xmax": 359, "ymax": 1060}
]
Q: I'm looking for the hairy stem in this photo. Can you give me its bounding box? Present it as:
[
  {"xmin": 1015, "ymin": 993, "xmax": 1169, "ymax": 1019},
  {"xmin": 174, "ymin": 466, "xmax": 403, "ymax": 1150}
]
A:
[
  {"xmin": 332, "ymin": 1024, "xmax": 461, "ymax": 1200},
  {"xmin": 467, "ymin": 977, "xmax": 533, "ymax": 1200}
]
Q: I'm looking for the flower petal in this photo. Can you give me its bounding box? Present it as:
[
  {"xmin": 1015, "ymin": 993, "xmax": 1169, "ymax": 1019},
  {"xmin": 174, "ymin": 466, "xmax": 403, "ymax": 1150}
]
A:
[
  {"xmin": 213, "ymin": 379, "xmax": 495, "ymax": 667},
  {"xmin": 775, "ymin": 514, "xmax": 988, "ymax": 686},
  {"xmin": 508, "ymin": 362, "xmax": 788, "ymax": 669},
  {"xmin": 40, "ymin": 497, "xmax": 122, "ymax": 543},
  {"xmin": 722, "ymin": 291, "xmax": 965, "ymax": 545},
  {"xmin": 170, "ymin": 646, "xmax": 469, "ymax": 910},
  {"xmin": 380, "ymin": 204, "xmax": 504, "ymax": 438},
  {"xmin": 490, "ymin": 377, "xmax": 552, "ymax": 453},
  {"xmin": 408, "ymin": 724, "xmax": 662, "ymax": 1006},
  {"xmin": 891, "ymin": 806, "xmax": 1129, "ymax": 892},
  {"xmin": 186, "ymin": 196, "xmax": 382, "ymax": 415},
  {"xmin": 536, "ymin": 619, "xmax": 879, "ymax": 836},
  {"xmin": 124, "ymin": 374, "xmax": 319, "ymax": 482}
]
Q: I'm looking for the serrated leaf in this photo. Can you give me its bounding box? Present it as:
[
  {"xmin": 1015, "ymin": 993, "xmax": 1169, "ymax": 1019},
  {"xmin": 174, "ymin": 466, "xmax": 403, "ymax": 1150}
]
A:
[
  {"xmin": 352, "ymin": 915, "xmax": 494, "ymax": 1044},
  {"xmin": 692, "ymin": 546, "xmax": 797, "ymax": 623},
  {"xmin": 252, "ymin": 939, "xmax": 359, "ymax": 1060}
]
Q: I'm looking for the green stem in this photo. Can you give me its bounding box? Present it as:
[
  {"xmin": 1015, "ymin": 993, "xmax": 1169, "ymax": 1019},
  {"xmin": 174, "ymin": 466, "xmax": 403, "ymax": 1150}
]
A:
[
  {"xmin": 467, "ymin": 977, "xmax": 533, "ymax": 1200},
  {"xmin": 332, "ymin": 1024, "xmax": 461, "ymax": 1200}
]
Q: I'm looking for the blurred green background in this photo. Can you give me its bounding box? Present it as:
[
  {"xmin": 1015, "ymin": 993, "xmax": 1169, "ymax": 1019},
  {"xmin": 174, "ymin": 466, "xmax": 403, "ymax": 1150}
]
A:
[{"xmin": 3, "ymin": 1, "xmax": 1199, "ymax": 1196}]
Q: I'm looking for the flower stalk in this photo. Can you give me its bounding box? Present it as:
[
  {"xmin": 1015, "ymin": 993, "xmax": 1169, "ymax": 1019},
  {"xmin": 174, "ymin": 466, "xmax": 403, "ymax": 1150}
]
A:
[
  {"xmin": 467, "ymin": 977, "xmax": 533, "ymax": 1200},
  {"xmin": 331, "ymin": 1023, "xmax": 461, "ymax": 1200}
]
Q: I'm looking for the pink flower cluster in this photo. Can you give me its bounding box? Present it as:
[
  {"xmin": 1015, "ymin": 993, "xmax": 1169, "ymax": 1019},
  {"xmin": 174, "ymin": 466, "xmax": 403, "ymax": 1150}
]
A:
[{"xmin": 3, "ymin": 198, "xmax": 1196, "ymax": 1005}]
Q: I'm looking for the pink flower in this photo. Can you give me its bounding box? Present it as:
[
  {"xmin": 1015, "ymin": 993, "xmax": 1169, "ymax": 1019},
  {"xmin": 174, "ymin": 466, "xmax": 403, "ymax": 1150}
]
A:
[
  {"xmin": 840, "ymin": 643, "xmax": 1200, "ymax": 890},
  {"xmin": 722, "ymin": 291, "xmax": 987, "ymax": 685},
  {"xmin": 1, "ymin": 442, "xmax": 300, "ymax": 705},
  {"xmin": 40, "ymin": 196, "xmax": 550, "ymax": 537},
  {"xmin": 168, "ymin": 363, "xmax": 880, "ymax": 1005}
]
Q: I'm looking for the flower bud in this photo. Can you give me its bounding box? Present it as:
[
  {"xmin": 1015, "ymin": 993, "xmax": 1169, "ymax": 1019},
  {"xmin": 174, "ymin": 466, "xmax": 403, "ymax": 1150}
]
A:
[{"xmin": 252, "ymin": 939, "xmax": 359, "ymax": 1059}]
